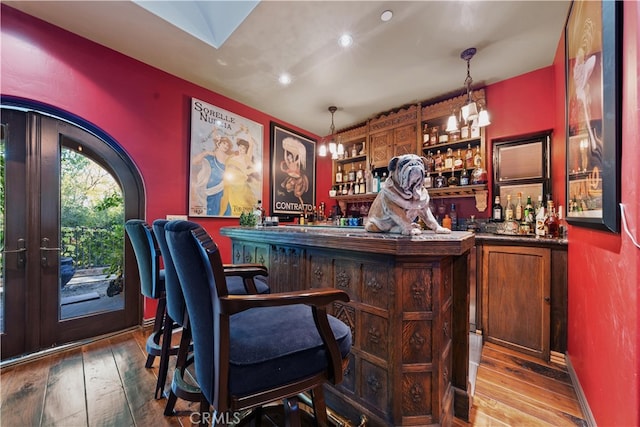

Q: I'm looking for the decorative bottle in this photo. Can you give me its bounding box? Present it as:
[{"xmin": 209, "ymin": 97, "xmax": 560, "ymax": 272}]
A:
[
  {"xmin": 335, "ymin": 165, "xmax": 343, "ymax": 183},
  {"xmin": 492, "ymin": 196, "xmax": 504, "ymax": 222}
]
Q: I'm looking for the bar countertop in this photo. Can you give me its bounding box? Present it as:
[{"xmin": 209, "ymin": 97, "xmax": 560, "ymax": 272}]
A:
[{"xmin": 220, "ymin": 225, "xmax": 475, "ymax": 257}]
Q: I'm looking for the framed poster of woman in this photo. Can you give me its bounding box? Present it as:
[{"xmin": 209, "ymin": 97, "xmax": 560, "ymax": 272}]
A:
[
  {"xmin": 565, "ymin": 0, "xmax": 621, "ymax": 232},
  {"xmin": 270, "ymin": 122, "xmax": 316, "ymax": 219}
]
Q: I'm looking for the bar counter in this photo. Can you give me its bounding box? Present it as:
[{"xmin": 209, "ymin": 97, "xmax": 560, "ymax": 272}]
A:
[{"xmin": 220, "ymin": 225, "xmax": 475, "ymax": 426}]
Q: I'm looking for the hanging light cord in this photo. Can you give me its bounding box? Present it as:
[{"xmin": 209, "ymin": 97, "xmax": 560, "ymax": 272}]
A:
[
  {"xmin": 465, "ymin": 58, "xmax": 473, "ymax": 102},
  {"xmin": 620, "ymin": 203, "xmax": 640, "ymax": 249}
]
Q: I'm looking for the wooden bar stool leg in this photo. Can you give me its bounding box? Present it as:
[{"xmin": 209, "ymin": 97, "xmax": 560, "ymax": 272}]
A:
[
  {"xmin": 155, "ymin": 310, "xmax": 174, "ymax": 399},
  {"xmin": 310, "ymin": 386, "xmax": 328, "ymax": 427},
  {"xmin": 284, "ymin": 396, "xmax": 301, "ymax": 427}
]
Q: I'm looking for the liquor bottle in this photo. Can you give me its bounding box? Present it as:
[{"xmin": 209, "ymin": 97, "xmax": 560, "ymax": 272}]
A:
[
  {"xmin": 424, "ymin": 173, "xmax": 432, "ymax": 188},
  {"xmin": 359, "ymin": 179, "xmax": 366, "ymax": 195},
  {"xmin": 492, "ymin": 196, "xmax": 504, "ymax": 222},
  {"xmin": 467, "ymin": 215, "xmax": 479, "ymax": 232},
  {"xmin": 425, "ymin": 151, "xmax": 434, "ymax": 173},
  {"xmin": 447, "ymin": 168, "xmax": 459, "ymax": 186},
  {"xmin": 504, "ymin": 194, "xmax": 514, "ymax": 221},
  {"xmin": 444, "ymin": 148, "xmax": 454, "ymax": 170},
  {"xmin": 465, "ymin": 144, "xmax": 474, "ymax": 169},
  {"xmin": 430, "ymin": 126, "xmax": 439, "ymax": 145},
  {"xmin": 524, "ymin": 195, "xmax": 535, "ymax": 225},
  {"xmin": 341, "ymin": 184, "xmax": 347, "ymax": 195},
  {"xmin": 354, "ymin": 180, "xmax": 360, "ymax": 194},
  {"xmin": 558, "ymin": 205, "xmax": 568, "ymax": 238},
  {"xmin": 381, "ymin": 172, "xmax": 388, "ymax": 185},
  {"xmin": 434, "ymin": 150, "xmax": 443, "ymax": 172},
  {"xmin": 351, "ymin": 145, "xmax": 358, "ymax": 157},
  {"xmin": 422, "ymin": 124, "xmax": 429, "ymax": 146},
  {"xmin": 356, "ymin": 163, "xmax": 364, "ymax": 182},
  {"xmin": 535, "ymin": 196, "xmax": 546, "ymax": 238},
  {"xmin": 461, "ymin": 124, "xmax": 469, "ymax": 139},
  {"xmin": 454, "ymin": 148, "xmax": 464, "ymax": 170},
  {"xmin": 473, "ymin": 146, "xmax": 482, "ymax": 168},
  {"xmin": 347, "ymin": 183, "xmax": 354, "ymax": 195},
  {"xmin": 299, "ymin": 209, "xmax": 306, "ymax": 225},
  {"xmin": 459, "ymin": 167, "xmax": 469, "ymax": 186},
  {"xmin": 348, "ymin": 163, "xmax": 356, "ymax": 182},
  {"xmin": 544, "ymin": 200, "xmax": 559, "ymax": 238},
  {"xmin": 434, "ymin": 171, "xmax": 447, "ymax": 188},
  {"xmin": 515, "ymin": 192, "xmax": 524, "ymax": 221},
  {"xmin": 253, "ymin": 200, "xmax": 265, "ymax": 226},
  {"xmin": 442, "ymin": 214, "xmax": 452, "ymax": 230},
  {"xmin": 335, "ymin": 165, "xmax": 343, "ymax": 183},
  {"xmin": 372, "ymin": 171, "xmax": 380, "ymax": 193},
  {"xmin": 450, "ymin": 203, "xmax": 458, "ymax": 230}
]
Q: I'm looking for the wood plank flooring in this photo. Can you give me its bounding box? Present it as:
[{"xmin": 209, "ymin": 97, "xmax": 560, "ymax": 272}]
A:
[{"xmin": 1, "ymin": 328, "xmax": 586, "ymax": 426}]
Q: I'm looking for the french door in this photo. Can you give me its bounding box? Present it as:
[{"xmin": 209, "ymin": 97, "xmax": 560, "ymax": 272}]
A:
[{"xmin": 1, "ymin": 108, "xmax": 143, "ymax": 360}]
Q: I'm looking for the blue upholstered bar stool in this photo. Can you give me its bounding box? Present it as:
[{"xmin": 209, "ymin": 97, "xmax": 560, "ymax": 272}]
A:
[
  {"xmin": 124, "ymin": 219, "xmax": 178, "ymax": 400},
  {"xmin": 153, "ymin": 219, "xmax": 270, "ymax": 415},
  {"xmin": 165, "ymin": 220, "xmax": 352, "ymax": 426}
]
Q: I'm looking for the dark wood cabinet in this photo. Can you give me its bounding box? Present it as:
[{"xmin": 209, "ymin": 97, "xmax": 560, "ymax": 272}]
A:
[{"xmin": 475, "ymin": 236, "xmax": 567, "ymax": 362}]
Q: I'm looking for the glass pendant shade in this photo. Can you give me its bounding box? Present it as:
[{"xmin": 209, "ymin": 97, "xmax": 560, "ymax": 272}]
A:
[
  {"xmin": 477, "ymin": 109, "xmax": 491, "ymax": 127},
  {"xmin": 445, "ymin": 114, "xmax": 459, "ymax": 132},
  {"xmin": 318, "ymin": 143, "xmax": 327, "ymax": 157},
  {"xmin": 461, "ymin": 101, "xmax": 478, "ymax": 122}
]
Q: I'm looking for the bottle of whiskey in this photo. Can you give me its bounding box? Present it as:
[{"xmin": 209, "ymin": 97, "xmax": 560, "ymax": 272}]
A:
[
  {"xmin": 558, "ymin": 205, "xmax": 568, "ymax": 238},
  {"xmin": 473, "ymin": 146, "xmax": 482, "ymax": 168},
  {"xmin": 425, "ymin": 151, "xmax": 434, "ymax": 173},
  {"xmin": 492, "ymin": 196, "xmax": 504, "ymax": 222},
  {"xmin": 454, "ymin": 149, "xmax": 464, "ymax": 170},
  {"xmin": 372, "ymin": 171, "xmax": 380, "ymax": 193},
  {"xmin": 434, "ymin": 150, "xmax": 443, "ymax": 172},
  {"xmin": 348, "ymin": 164, "xmax": 356, "ymax": 182},
  {"xmin": 422, "ymin": 124, "xmax": 429, "ymax": 146},
  {"xmin": 504, "ymin": 194, "xmax": 514, "ymax": 221},
  {"xmin": 434, "ymin": 171, "xmax": 447, "ymax": 188},
  {"xmin": 444, "ymin": 148, "xmax": 454, "ymax": 170},
  {"xmin": 459, "ymin": 167, "xmax": 469, "ymax": 186},
  {"xmin": 544, "ymin": 200, "xmax": 559, "ymax": 238},
  {"xmin": 447, "ymin": 168, "xmax": 459, "ymax": 186},
  {"xmin": 465, "ymin": 144, "xmax": 474, "ymax": 169},
  {"xmin": 450, "ymin": 203, "xmax": 458, "ymax": 230},
  {"xmin": 356, "ymin": 163, "xmax": 364, "ymax": 182},
  {"xmin": 335, "ymin": 165, "xmax": 343, "ymax": 183}
]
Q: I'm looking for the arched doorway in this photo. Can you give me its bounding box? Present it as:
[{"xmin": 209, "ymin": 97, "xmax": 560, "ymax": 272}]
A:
[{"xmin": 1, "ymin": 101, "xmax": 144, "ymax": 360}]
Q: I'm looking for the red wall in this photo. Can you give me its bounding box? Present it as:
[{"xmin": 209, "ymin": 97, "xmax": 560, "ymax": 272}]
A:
[
  {"xmin": 2, "ymin": 4, "xmax": 639, "ymax": 423},
  {"xmin": 561, "ymin": 2, "xmax": 639, "ymax": 425},
  {"xmin": 0, "ymin": 5, "xmax": 319, "ymax": 320}
]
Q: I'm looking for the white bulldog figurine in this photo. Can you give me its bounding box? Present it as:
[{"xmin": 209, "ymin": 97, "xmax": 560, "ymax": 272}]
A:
[{"xmin": 365, "ymin": 154, "xmax": 451, "ymax": 235}]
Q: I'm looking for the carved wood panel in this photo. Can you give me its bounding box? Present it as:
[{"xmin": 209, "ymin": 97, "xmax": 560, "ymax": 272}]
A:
[
  {"xmin": 402, "ymin": 372, "xmax": 433, "ymax": 418},
  {"xmin": 333, "ymin": 259, "xmax": 361, "ymax": 303},
  {"xmin": 370, "ymin": 131, "xmax": 393, "ymax": 168},
  {"xmin": 361, "ymin": 263, "xmax": 392, "ymax": 310},
  {"xmin": 401, "ymin": 266, "xmax": 434, "ymax": 312},
  {"xmin": 307, "ymin": 252, "xmax": 333, "ymax": 288},
  {"xmin": 394, "ymin": 124, "xmax": 417, "ymax": 157},
  {"xmin": 402, "ymin": 319, "xmax": 433, "ymax": 364},
  {"xmin": 360, "ymin": 359, "xmax": 389, "ymax": 416},
  {"xmin": 360, "ymin": 311, "xmax": 388, "ymax": 360}
]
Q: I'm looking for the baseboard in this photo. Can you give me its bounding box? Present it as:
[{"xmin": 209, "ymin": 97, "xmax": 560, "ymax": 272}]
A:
[
  {"xmin": 550, "ymin": 350, "xmax": 566, "ymax": 366},
  {"xmin": 565, "ymin": 353, "xmax": 597, "ymax": 427}
]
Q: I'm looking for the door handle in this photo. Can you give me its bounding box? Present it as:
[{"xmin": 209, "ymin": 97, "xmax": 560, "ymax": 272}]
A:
[
  {"xmin": 40, "ymin": 237, "xmax": 61, "ymax": 267},
  {"xmin": 2, "ymin": 238, "xmax": 26, "ymax": 268}
]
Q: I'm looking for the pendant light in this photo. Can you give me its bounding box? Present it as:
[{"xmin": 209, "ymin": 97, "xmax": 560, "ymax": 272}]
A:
[
  {"xmin": 455, "ymin": 47, "xmax": 490, "ymax": 128},
  {"xmin": 319, "ymin": 106, "xmax": 342, "ymax": 159}
]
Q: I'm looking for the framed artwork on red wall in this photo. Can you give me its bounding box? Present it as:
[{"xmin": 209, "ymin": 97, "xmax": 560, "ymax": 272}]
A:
[
  {"xmin": 565, "ymin": 0, "xmax": 621, "ymax": 232},
  {"xmin": 188, "ymin": 98, "xmax": 264, "ymax": 218},
  {"xmin": 270, "ymin": 122, "xmax": 316, "ymax": 219}
]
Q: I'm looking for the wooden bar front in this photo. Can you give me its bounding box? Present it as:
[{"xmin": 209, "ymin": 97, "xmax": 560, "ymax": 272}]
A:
[{"xmin": 220, "ymin": 226, "xmax": 475, "ymax": 426}]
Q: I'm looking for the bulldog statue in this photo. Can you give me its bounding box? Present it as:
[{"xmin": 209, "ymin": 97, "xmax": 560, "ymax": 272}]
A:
[{"xmin": 365, "ymin": 154, "xmax": 451, "ymax": 235}]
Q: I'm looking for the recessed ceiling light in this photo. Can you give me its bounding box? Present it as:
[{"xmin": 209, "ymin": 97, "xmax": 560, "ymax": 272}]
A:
[
  {"xmin": 278, "ymin": 73, "xmax": 292, "ymax": 85},
  {"xmin": 380, "ymin": 10, "xmax": 393, "ymax": 22},
  {"xmin": 338, "ymin": 33, "xmax": 353, "ymax": 48}
]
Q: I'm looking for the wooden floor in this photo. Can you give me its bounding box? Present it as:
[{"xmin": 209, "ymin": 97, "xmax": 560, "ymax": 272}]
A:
[{"xmin": 1, "ymin": 328, "xmax": 586, "ymax": 427}]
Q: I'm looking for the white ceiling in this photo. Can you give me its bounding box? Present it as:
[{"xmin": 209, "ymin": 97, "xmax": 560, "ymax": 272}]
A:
[{"xmin": 3, "ymin": 0, "xmax": 571, "ymax": 136}]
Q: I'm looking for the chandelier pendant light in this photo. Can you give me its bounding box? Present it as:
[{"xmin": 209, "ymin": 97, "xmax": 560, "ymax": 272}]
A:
[
  {"xmin": 446, "ymin": 47, "xmax": 490, "ymax": 133},
  {"xmin": 319, "ymin": 106, "xmax": 343, "ymax": 158}
]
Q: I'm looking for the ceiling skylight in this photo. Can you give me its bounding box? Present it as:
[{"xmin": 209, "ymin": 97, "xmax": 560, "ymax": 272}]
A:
[{"xmin": 133, "ymin": 0, "xmax": 259, "ymax": 49}]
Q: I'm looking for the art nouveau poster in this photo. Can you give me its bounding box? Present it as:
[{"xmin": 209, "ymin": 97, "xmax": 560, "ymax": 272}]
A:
[{"xmin": 188, "ymin": 98, "xmax": 263, "ymax": 217}]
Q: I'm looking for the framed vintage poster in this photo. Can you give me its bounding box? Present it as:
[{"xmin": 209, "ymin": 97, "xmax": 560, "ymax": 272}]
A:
[
  {"xmin": 188, "ymin": 98, "xmax": 263, "ymax": 217},
  {"xmin": 270, "ymin": 122, "xmax": 316, "ymax": 218},
  {"xmin": 565, "ymin": 0, "xmax": 621, "ymax": 232}
]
